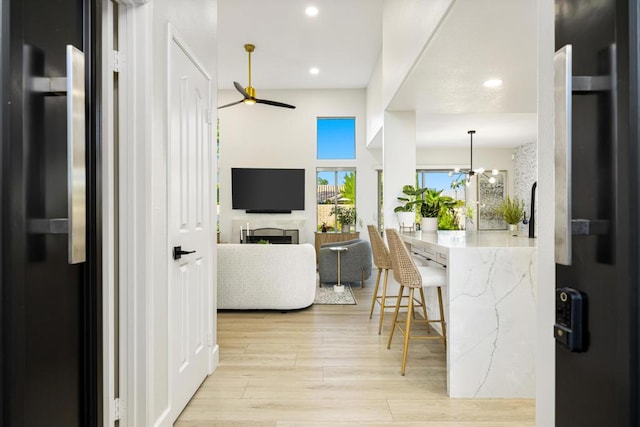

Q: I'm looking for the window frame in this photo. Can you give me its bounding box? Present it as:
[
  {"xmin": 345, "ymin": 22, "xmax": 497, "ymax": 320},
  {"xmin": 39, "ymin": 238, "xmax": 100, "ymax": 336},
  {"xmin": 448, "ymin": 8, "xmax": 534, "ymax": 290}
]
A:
[{"xmin": 316, "ymin": 167, "xmax": 357, "ymax": 232}]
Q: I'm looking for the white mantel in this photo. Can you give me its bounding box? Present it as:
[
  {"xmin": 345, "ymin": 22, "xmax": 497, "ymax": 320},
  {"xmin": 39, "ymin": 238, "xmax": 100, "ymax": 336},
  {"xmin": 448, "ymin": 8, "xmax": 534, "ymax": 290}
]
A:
[{"xmin": 401, "ymin": 230, "xmax": 537, "ymax": 398}]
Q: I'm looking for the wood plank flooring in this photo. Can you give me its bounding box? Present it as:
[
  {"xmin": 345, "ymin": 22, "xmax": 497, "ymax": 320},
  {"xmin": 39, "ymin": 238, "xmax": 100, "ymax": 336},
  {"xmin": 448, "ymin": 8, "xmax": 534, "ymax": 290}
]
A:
[{"xmin": 175, "ymin": 277, "xmax": 535, "ymax": 426}]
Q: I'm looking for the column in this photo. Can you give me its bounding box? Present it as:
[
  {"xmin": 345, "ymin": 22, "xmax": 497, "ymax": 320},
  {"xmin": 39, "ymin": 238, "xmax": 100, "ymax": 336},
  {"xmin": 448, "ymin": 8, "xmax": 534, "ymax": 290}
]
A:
[{"xmin": 382, "ymin": 111, "xmax": 416, "ymax": 230}]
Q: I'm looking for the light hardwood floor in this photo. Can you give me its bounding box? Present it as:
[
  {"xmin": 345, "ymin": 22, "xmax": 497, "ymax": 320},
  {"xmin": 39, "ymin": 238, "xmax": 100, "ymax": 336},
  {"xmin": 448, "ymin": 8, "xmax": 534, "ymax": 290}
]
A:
[{"xmin": 175, "ymin": 277, "xmax": 535, "ymax": 426}]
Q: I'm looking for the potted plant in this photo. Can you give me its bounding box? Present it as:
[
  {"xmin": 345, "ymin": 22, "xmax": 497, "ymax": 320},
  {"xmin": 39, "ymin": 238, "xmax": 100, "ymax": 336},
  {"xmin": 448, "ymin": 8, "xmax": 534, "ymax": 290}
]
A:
[
  {"xmin": 330, "ymin": 206, "xmax": 356, "ymax": 232},
  {"xmin": 418, "ymin": 188, "xmax": 465, "ymax": 231},
  {"xmin": 493, "ymin": 196, "xmax": 525, "ymax": 231},
  {"xmin": 419, "ymin": 188, "xmax": 444, "ymax": 231},
  {"xmin": 393, "ymin": 185, "xmax": 425, "ymax": 228}
]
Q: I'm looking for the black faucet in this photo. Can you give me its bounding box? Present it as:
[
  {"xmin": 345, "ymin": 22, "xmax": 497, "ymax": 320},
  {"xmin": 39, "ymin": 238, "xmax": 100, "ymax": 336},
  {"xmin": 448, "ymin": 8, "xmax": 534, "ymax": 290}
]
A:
[{"xmin": 523, "ymin": 182, "xmax": 537, "ymax": 238}]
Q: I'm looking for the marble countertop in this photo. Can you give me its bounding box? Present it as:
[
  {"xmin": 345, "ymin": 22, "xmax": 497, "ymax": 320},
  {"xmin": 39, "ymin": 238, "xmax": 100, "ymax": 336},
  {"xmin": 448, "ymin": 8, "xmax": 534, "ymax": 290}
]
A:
[{"xmin": 401, "ymin": 230, "xmax": 537, "ymax": 248}]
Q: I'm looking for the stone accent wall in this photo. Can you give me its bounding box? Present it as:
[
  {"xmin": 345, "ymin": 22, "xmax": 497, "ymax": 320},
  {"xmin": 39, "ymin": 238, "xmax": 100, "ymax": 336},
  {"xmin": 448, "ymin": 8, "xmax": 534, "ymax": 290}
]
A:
[{"xmin": 513, "ymin": 142, "xmax": 537, "ymax": 234}]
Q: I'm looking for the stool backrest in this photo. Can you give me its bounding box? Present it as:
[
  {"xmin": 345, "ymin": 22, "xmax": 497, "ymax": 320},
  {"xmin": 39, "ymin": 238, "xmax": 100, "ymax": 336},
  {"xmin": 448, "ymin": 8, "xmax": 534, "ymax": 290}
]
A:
[
  {"xmin": 385, "ymin": 228, "xmax": 422, "ymax": 289},
  {"xmin": 367, "ymin": 225, "xmax": 392, "ymax": 270}
]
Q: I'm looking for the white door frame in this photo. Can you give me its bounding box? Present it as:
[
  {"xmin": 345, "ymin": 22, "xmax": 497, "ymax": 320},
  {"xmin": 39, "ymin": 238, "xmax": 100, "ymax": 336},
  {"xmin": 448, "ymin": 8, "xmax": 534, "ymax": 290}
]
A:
[
  {"xmin": 103, "ymin": 0, "xmax": 155, "ymax": 424},
  {"xmin": 101, "ymin": 0, "xmax": 117, "ymax": 424}
]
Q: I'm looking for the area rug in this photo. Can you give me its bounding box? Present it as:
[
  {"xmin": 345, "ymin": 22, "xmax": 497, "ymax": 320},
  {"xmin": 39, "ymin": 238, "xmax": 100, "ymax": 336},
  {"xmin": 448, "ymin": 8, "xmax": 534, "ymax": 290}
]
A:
[{"xmin": 313, "ymin": 284, "xmax": 357, "ymax": 305}]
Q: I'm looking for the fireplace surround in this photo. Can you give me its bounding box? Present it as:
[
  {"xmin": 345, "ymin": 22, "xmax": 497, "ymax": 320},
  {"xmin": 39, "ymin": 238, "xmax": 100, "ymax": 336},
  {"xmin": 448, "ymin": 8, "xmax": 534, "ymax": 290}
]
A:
[{"xmin": 241, "ymin": 227, "xmax": 299, "ymax": 244}]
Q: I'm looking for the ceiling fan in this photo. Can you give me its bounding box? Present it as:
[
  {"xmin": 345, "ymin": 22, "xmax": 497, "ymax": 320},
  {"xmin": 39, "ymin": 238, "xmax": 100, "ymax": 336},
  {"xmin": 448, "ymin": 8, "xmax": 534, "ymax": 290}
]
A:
[{"xmin": 218, "ymin": 44, "xmax": 296, "ymax": 110}]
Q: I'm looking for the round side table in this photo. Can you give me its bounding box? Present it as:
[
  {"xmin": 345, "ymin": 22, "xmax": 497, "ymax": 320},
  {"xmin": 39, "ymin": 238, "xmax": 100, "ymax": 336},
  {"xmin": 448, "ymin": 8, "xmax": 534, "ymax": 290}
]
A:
[{"xmin": 329, "ymin": 246, "xmax": 349, "ymax": 292}]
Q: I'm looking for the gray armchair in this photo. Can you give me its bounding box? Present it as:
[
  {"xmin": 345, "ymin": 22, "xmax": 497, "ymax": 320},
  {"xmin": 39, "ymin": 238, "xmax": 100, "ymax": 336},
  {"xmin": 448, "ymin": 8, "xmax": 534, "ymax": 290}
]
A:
[{"xmin": 318, "ymin": 239, "xmax": 373, "ymax": 288}]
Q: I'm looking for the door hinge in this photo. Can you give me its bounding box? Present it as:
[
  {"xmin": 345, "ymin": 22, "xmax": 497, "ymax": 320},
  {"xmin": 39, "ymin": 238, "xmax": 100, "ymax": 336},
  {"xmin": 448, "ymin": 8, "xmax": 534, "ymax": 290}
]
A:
[
  {"xmin": 206, "ymin": 109, "xmax": 213, "ymax": 124},
  {"xmin": 113, "ymin": 398, "xmax": 125, "ymax": 421},
  {"xmin": 208, "ymin": 332, "xmax": 213, "ymax": 347},
  {"xmin": 113, "ymin": 50, "xmax": 121, "ymax": 73}
]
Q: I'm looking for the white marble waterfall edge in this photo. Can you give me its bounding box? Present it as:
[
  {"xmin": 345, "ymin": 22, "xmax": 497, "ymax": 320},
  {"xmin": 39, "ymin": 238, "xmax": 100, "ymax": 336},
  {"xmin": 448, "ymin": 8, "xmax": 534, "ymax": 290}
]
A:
[{"xmin": 447, "ymin": 247, "xmax": 537, "ymax": 398}]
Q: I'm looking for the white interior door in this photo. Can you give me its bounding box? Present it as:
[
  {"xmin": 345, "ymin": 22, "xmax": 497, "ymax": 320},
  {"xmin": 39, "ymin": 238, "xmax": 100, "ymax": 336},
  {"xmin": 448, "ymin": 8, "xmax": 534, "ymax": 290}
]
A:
[{"xmin": 167, "ymin": 29, "xmax": 212, "ymax": 422}]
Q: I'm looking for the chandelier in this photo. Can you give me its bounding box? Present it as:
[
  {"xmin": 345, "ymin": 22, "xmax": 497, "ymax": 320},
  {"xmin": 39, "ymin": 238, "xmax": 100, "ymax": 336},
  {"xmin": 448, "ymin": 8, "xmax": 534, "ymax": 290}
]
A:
[{"xmin": 449, "ymin": 130, "xmax": 499, "ymax": 187}]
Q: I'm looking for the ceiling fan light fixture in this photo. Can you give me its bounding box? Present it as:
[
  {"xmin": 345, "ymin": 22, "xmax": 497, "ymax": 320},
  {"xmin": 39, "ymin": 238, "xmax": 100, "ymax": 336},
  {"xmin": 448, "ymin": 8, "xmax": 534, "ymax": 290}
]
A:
[{"xmin": 217, "ymin": 44, "xmax": 296, "ymax": 110}]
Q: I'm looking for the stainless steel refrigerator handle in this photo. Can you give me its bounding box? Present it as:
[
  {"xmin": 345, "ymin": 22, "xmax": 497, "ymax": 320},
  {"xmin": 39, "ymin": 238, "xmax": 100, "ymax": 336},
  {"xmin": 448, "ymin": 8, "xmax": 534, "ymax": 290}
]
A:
[
  {"xmin": 27, "ymin": 45, "xmax": 86, "ymax": 264},
  {"xmin": 554, "ymin": 44, "xmax": 615, "ymax": 266},
  {"xmin": 554, "ymin": 45, "xmax": 572, "ymax": 265}
]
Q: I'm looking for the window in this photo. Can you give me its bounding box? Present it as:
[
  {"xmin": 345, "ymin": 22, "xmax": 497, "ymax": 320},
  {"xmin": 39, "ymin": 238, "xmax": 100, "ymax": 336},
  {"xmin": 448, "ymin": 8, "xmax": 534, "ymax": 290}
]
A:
[
  {"xmin": 317, "ymin": 117, "xmax": 355, "ymax": 159},
  {"xmin": 317, "ymin": 168, "xmax": 356, "ymax": 232},
  {"xmin": 375, "ymin": 170, "xmax": 468, "ymax": 232},
  {"xmin": 417, "ymin": 170, "xmax": 466, "ymax": 201},
  {"xmin": 418, "ymin": 169, "xmax": 468, "ymax": 230}
]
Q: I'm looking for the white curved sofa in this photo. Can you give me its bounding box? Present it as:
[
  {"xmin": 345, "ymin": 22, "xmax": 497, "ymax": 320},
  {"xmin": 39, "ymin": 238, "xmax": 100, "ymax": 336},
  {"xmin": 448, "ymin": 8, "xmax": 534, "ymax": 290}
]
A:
[{"xmin": 217, "ymin": 243, "xmax": 317, "ymax": 310}]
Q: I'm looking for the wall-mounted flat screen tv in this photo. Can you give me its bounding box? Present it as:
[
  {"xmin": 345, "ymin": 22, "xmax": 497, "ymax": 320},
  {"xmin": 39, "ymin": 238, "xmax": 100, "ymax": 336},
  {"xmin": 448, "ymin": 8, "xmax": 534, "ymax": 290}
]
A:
[{"xmin": 231, "ymin": 168, "xmax": 305, "ymax": 213}]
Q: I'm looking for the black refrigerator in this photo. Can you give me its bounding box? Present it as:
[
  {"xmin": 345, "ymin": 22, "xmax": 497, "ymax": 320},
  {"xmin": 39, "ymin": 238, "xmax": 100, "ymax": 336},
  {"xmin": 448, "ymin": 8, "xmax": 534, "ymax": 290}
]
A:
[{"xmin": 554, "ymin": 1, "xmax": 639, "ymax": 426}]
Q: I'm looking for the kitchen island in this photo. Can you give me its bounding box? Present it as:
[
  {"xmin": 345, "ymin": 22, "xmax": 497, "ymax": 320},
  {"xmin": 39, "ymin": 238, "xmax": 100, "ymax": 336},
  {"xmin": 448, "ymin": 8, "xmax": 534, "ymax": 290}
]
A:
[{"xmin": 400, "ymin": 230, "xmax": 537, "ymax": 398}]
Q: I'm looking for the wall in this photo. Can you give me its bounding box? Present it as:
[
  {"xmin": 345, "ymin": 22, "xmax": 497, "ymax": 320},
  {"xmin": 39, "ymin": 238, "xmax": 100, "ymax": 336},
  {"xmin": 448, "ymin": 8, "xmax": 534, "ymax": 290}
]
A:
[
  {"xmin": 513, "ymin": 142, "xmax": 537, "ymax": 233},
  {"xmin": 381, "ymin": 0, "xmax": 453, "ymax": 108},
  {"xmin": 366, "ymin": 53, "xmax": 383, "ymax": 145},
  {"xmin": 382, "ymin": 111, "xmax": 417, "ymax": 229},
  {"xmin": 218, "ymin": 89, "xmax": 379, "ymax": 246},
  {"xmin": 222, "ymin": 89, "xmax": 515, "ymax": 242},
  {"xmin": 537, "ymin": 0, "xmax": 556, "ymax": 424}
]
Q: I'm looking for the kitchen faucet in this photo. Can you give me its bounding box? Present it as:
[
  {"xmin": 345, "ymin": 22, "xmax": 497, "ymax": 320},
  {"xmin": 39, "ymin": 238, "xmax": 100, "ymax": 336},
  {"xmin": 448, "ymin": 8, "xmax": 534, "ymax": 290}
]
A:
[{"xmin": 523, "ymin": 181, "xmax": 537, "ymax": 238}]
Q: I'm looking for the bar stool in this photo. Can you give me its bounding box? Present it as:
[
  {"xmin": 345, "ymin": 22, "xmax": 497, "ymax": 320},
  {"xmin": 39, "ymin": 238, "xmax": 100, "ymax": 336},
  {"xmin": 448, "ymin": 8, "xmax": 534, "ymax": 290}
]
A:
[
  {"xmin": 385, "ymin": 228, "xmax": 447, "ymax": 375},
  {"xmin": 367, "ymin": 225, "xmax": 394, "ymax": 334},
  {"xmin": 367, "ymin": 225, "xmax": 416, "ymax": 335}
]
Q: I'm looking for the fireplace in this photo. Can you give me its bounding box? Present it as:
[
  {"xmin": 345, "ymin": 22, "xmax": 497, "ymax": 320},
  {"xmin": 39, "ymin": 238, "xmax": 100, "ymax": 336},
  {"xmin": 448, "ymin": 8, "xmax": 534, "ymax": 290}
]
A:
[
  {"xmin": 245, "ymin": 235, "xmax": 292, "ymax": 244},
  {"xmin": 242, "ymin": 227, "xmax": 299, "ymax": 244}
]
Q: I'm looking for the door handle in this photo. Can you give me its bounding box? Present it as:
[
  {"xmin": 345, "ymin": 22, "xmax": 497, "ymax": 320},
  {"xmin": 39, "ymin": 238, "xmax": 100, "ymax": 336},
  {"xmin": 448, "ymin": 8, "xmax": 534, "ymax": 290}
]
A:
[
  {"xmin": 554, "ymin": 44, "xmax": 615, "ymax": 266},
  {"xmin": 554, "ymin": 45, "xmax": 573, "ymax": 265},
  {"xmin": 173, "ymin": 246, "xmax": 196, "ymax": 260},
  {"xmin": 26, "ymin": 45, "xmax": 86, "ymax": 264}
]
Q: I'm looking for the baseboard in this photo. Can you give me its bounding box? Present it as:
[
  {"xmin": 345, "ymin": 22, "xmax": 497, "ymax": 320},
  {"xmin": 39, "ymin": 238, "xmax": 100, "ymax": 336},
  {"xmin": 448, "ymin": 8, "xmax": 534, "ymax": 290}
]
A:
[{"xmin": 209, "ymin": 344, "xmax": 220, "ymax": 374}]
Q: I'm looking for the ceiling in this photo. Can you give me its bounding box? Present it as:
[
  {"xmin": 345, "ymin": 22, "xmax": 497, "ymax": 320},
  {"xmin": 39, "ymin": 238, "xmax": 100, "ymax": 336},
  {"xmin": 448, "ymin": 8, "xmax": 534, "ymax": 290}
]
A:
[{"xmin": 217, "ymin": 0, "xmax": 537, "ymax": 149}]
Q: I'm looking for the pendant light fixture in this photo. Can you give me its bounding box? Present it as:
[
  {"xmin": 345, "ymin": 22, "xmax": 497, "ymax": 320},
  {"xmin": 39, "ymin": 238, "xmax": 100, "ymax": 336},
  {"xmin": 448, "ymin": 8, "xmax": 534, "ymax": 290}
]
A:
[{"xmin": 449, "ymin": 130, "xmax": 499, "ymax": 187}]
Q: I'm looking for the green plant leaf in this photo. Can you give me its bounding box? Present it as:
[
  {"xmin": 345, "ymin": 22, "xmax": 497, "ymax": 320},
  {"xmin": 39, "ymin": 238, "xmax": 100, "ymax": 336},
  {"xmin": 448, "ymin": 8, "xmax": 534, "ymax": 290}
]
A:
[{"xmin": 493, "ymin": 196, "xmax": 525, "ymax": 224}]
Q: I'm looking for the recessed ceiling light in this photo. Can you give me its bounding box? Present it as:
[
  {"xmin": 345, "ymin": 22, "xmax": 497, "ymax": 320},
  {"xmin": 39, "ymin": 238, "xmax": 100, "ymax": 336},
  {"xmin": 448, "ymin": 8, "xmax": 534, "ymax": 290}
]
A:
[
  {"xmin": 483, "ymin": 79, "xmax": 503, "ymax": 88},
  {"xmin": 309, "ymin": 67, "xmax": 320, "ymax": 75},
  {"xmin": 305, "ymin": 6, "xmax": 318, "ymax": 17}
]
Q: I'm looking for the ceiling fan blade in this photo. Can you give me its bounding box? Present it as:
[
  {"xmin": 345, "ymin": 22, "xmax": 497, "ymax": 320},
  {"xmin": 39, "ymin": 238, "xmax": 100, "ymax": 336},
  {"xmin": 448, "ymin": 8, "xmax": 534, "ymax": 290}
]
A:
[
  {"xmin": 233, "ymin": 81, "xmax": 250, "ymax": 98},
  {"xmin": 255, "ymin": 98, "xmax": 296, "ymax": 109},
  {"xmin": 217, "ymin": 99, "xmax": 244, "ymax": 109}
]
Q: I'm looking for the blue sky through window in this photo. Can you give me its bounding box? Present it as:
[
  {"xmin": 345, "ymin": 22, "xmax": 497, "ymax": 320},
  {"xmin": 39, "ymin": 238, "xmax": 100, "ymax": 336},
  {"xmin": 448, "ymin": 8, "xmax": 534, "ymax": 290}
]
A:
[
  {"xmin": 420, "ymin": 171, "xmax": 455, "ymax": 191},
  {"xmin": 317, "ymin": 117, "xmax": 355, "ymax": 159},
  {"xmin": 317, "ymin": 170, "xmax": 349, "ymax": 186},
  {"xmin": 419, "ymin": 171, "xmax": 465, "ymax": 199}
]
